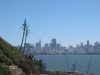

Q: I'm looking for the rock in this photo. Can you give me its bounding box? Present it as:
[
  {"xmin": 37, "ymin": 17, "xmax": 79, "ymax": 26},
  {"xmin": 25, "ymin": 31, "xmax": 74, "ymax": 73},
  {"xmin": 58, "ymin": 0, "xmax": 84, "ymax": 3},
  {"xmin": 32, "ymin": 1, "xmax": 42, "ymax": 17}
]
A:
[{"xmin": 9, "ymin": 65, "xmax": 26, "ymax": 75}]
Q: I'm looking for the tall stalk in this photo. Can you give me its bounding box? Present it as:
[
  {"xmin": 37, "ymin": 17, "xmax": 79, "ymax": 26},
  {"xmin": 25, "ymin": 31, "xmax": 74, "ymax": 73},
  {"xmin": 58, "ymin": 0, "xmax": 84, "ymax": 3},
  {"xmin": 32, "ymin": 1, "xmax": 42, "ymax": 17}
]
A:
[
  {"xmin": 65, "ymin": 54, "xmax": 71, "ymax": 75},
  {"xmin": 87, "ymin": 57, "xmax": 91, "ymax": 74},
  {"xmin": 20, "ymin": 19, "xmax": 26, "ymax": 51},
  {"xmin": 23, "ymin": 25, "xmax": 30, "ymax": 55},
  {"xmin": 23, "ymin": 32, "xmax": 27, "ymax": 55}
]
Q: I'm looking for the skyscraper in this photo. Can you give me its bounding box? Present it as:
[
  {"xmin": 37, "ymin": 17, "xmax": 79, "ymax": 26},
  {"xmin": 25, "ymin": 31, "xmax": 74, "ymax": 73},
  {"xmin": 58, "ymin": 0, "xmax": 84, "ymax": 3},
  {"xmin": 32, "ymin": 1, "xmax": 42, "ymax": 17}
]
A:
[
  {"xmin": 50, "ymin": 43, "xmax": 52, "ymax": 49},
  {"xmin": 35, "ymin": 39, "xmax": 41, "ymax": 49},
  {"xmin": 56, "ymin": 43, "xmax": 61, "ymax": 50},
  {"xmin": 87, "ymin": 40, "xmax": 89, "ymax": 48},
  {"xmin": 52, "ymin": 38, "xmax": 56, "ymax": 50},
  {"xmin": 36, "ymin": 42, "xmax": 39, "ymax": 48},
  {"xmin": 39, "ymin": 38, "xmax": 41, "ymax": 49},
  {"xmin": 76, "ymin": 44, "xmax": 78, "ymax": 48},
  {"xmin": 81, "ymin": 42, "xmax": 83, "ymax": 47},
  {"xmin": 45, "ymin": 43, "xmax": 49, "ymax": 49}
]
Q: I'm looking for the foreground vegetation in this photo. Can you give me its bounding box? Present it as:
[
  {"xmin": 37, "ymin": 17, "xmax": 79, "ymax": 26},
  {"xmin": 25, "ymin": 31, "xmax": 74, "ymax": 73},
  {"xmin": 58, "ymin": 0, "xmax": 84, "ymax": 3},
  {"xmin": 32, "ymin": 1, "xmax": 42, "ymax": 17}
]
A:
[
  {"xmin": 0, "ymin": 65, "xmax": 14, "ymax": 75},
  {"xmin": 0, "ymin": 37, "xmax": 43, "ymax": 75}
]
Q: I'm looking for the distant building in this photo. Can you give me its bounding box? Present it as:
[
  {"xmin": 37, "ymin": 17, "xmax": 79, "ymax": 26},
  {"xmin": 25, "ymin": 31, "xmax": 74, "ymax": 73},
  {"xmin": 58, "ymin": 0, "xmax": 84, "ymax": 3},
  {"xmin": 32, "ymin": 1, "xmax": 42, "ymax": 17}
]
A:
[
  {"xmin": 61, "ymin": 46, "xmax": 64, "ymax": 50},
  {"xmin": 67, "ymin": 47, "xmax": 68, "ymax": 50},
  {"xmin": 95, "ymin": 41, "xmax": 99, "ymax": 46},
  {"xmin": 25, "ymin": 43, "xmax": 31, "ymax": 47},
  {"xmin": 81, "ymin": 42, "xmax": 83, "ymax": 48},
  {"xmin": 63, "ymin": 46, "xmax": 66, "ymax": 50},
  {"xmin": 17, "ymin": 45, "xmax": 21, "ymax": 49},
  {"xmin": 35, "ymin": 39, "xmax": 41, "ymax": 49},
  {"xmin": 50, "ymin": 43, "xmax": 52, "ymax": 49},
  {"xmin": 39, "ymin": 39, "xmax": 41, "ymax": 49},
  {"xmin": 87, "ymin": 40, "xmax": 89, "ymax": 48},
  {"xmin": 52, "ymin": 38, "xmax": 56, "ymax": 50},
  {"xmin": 76, "ymin": 44, "xmax": 79, "ymax": 48},
  {"xmin": 31, "ymin": 44, "xmax": 34, "ymax": 47},
  {"xmin": 56, "ymin": 43, "xmax": 61, "ymax": 50},
  {"xmin": 36, "ymin": 42, "xmax": 39, "ymax": 48},
  {"xmin": 69, "ymin": 45, "xmax": 73, "ymax": 50},
  {"xmin": 45, "ymin": 43, "xmax": 49, "ymax": 49}
]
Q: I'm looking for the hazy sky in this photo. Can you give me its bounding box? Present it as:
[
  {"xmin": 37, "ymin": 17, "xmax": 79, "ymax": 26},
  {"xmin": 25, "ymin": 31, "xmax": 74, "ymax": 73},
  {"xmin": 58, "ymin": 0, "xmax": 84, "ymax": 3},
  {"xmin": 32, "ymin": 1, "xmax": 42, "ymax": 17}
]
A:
[{"xmin": 0, "ymin": 0, "xmax": 100, "ymax": 47}]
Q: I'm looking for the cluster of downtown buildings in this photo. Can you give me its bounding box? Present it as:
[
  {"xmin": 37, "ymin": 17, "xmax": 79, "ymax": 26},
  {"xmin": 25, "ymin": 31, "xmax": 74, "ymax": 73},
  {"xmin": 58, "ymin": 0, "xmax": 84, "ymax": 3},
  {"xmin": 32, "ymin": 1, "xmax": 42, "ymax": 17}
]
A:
[{"xmin": 17, "ymin": 38, "xmax": 100, "ymax": 55}]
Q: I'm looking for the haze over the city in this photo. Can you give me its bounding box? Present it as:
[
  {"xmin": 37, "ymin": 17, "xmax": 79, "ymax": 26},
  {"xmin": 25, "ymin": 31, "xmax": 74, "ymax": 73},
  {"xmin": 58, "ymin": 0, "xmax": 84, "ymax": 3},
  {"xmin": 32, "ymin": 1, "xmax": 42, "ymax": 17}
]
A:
[{"xmin": 0, "ymin": 0, "xmax": 100, "ymax": 47}]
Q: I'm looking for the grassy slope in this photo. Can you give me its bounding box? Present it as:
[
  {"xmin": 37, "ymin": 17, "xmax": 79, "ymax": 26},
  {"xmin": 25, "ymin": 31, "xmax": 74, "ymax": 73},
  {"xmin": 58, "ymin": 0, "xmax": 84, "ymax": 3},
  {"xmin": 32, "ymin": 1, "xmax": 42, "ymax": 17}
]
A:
[
  {"xmin": 0, "ymin": 37, "xmax": 37, "ymax": 75},
  {"xmin": 0, "ymin": 37, "xmax": 25, "ymax": 65},
  {"xmin": 0, "ymin": 37, "xmax": 25, "ymax": 75}
]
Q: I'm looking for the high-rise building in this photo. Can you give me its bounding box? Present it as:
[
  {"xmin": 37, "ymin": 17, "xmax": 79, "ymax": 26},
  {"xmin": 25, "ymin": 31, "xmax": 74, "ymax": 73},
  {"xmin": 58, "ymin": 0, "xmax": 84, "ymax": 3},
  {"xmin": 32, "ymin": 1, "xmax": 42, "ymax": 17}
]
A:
[
  {"xmin": 17, "ymin": 45, "xmax": 21, "ymax": 50},
  {"xmin": 95, "ymin": 41, "xmax": 99, "ymax": 46},
  {"xmin": 36, "ymin": 42, "xmax": 39, "ymax": 48},
  {"xmin": 67, "ymin": 47, "xmax": 68, "ymax": 50},
  {"xmin": 39, "ymin": 39, "xmax": 41, "ymax": 49},
  {"xmin": 69, "ymin": 45, "xmax": 73, "ymax": 50},
  {"xmin": 52, "ymin": 38, "xmax": 56, "ymax": 50},
  {"xmin": 25, "ymin": 43, "xmax": 31, "ymax": 47},
  {"xmin": 35, "ymin": 39, "xmax": 41, "ymax": 49},
  {"xmin": 50, "ymin": 43, "xmax": 52, "ymax": 49},
  {"xmin": 56, "ymin": 43, "xmax": 61, "ymax": 50},
  {"xmin": 61, "ymin": 46, "xmax": 64, "ymax": 50},
  {"xmin": 45, "ymin": 43, "xmax": 49, "ymax": 49},
  {"xmin": 87, "ymin": 40, "xmax": 89, "ymax": 47},
  {"xmin": 81, "ymin": 42, "xmax": 83, "ymax": 47},
  {"xmin": 63, "ymin": 46, "xmax": 66, "ymax": 50},
  {"xmin": 76, "ymin": 44, "xmax": 78, "ymax": 48}
]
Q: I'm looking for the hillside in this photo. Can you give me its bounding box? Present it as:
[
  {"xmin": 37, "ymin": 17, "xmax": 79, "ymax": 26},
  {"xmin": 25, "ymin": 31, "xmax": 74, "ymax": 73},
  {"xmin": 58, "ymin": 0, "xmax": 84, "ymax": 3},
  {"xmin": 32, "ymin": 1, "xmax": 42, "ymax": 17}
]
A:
[{"xmin": 0, "ymin": 37, "xmax": 37, "ymax": 75}]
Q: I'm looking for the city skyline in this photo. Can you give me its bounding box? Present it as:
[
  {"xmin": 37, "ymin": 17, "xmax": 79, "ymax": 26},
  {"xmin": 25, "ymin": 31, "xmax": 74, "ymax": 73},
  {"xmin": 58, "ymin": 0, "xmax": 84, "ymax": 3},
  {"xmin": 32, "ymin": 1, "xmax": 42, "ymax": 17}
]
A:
[
  {"xmin": 19, "ymin": 38, "xmax": 99, "ymax": 48},
  {"xmin": 0, "ymin": 0, "xmax": 100, "ymax": 47},
  {"xmin": 17, "ymin": 37, "xmax": 100, "ymax": 55}
]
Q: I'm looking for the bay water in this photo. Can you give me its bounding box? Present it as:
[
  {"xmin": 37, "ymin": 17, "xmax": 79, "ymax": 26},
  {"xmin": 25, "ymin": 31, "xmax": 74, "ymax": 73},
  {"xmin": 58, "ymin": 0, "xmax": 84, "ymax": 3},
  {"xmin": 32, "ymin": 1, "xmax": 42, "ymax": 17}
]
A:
[{"xmin": 34, "ymin": 55, "xmax": 100, "ymax": 75}]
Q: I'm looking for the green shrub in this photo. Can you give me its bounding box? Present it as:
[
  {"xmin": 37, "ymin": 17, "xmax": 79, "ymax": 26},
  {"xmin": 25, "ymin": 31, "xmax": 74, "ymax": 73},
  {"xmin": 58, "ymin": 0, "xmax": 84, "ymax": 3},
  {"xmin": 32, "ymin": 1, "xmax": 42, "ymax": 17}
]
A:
[
  {"xmin": 49, "ymin": 71, "xmax": 56, "ymax": 75},
  {"xmin": 0, "ymin": 50, "xmax": 4, "ymax": 55},
  {"xmin": 0, "ymin": 65, "xmax": 14, "ymax": 75},
  {"xmin": 0, "ymin": 54, "xmax": 12, "ymax": 65}
]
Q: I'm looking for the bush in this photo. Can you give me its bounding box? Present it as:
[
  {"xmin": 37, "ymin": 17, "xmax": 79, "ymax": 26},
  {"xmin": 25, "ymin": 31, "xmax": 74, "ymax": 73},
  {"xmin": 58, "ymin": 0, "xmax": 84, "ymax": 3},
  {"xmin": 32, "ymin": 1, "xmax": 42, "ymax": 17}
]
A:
[
  {"xmin": 0, "ymin": 50, "xmax": 4, "ymax": 55},
  {"xmin": 58, "ymin": 72, "xmax": 63, "ymax": 75},
  {"xmin": 18, "ymin": 63, "xmax": 32, "ymax": 74},
  {"xmin": 0, "ymin": 54, "xmax": 12, "ymax": 65},
  {"xmin": 0, "ymin": 65, "xmax": 14, "ymax": 75},
  {"xmin": 18, "ymin": 59, "xmax": 36, "ymax": 74},
  {"xmin": 49, "ymin": 71, "xmax": 56, "ymax": 75}
]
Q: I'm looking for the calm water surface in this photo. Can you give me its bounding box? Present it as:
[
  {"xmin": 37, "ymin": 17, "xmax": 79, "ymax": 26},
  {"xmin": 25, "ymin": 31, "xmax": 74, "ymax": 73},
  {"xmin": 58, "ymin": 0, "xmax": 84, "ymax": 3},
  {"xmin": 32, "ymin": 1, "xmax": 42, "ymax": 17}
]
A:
[{"xmin": 34, "ymin": 55, "xmax": 100, "ymax": 75}]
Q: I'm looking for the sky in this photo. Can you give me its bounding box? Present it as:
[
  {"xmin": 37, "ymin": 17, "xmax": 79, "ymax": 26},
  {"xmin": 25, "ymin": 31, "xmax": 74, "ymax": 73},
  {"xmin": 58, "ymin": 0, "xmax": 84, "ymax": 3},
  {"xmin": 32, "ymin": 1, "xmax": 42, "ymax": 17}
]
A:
[{"xmin": 0, "ymin": 0, "xmax": 100, "ymax": 48}]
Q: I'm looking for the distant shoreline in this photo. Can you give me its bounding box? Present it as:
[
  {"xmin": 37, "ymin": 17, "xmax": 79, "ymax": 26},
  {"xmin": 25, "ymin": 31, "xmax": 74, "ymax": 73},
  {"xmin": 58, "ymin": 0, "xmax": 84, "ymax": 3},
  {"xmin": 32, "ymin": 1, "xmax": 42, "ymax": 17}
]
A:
[{"xmin": 34, "ymin": 54, "xmax": 100, "ymax": 55}]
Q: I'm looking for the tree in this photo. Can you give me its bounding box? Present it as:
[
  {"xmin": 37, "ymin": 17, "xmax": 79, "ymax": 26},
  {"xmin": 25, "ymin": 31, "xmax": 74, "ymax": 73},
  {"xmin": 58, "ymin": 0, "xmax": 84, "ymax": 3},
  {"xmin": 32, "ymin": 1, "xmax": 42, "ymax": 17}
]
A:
[{"xmin": 20, "ymin": 18, "xmax": 27, "ymax": 51}]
